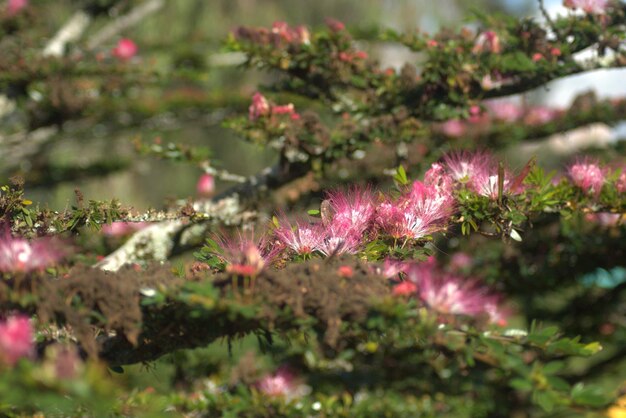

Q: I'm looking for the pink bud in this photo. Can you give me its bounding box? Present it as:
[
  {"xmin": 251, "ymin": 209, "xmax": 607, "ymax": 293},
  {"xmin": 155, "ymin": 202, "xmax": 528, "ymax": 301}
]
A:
[
  {"xmin": 532, "ymin": 53, "xmax": 544, "ymax": 62},
  {"xmin": 337, "ymin": 265, "xmax": 354, "ymax": 278},
  {"xmin": 0, "ymin": 315, "xmax": 34, "ymax": 366},
  {"xmin": 112, "ymin": 38, "xmax": 138, "ymax": 61},
  {"xmin": 196, "ymin": 173, "xmax": 215, "ymax": 197},
  {"xmin": 393, "ymin": 281, "xmax": 418, "ymax": 296},
  {"xmin": 272, "ymin": 104, "xmax": 295, "ymax": 115}
]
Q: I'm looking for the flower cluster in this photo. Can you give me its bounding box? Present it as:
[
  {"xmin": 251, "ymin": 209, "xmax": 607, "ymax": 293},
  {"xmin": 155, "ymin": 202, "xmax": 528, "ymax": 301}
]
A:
[
  {"xmin": 0, "ymin": 231, "xmax": 64, "ymax": 273},
  {"xmin": 0, "ymin": 315, "xmax": 34, "ymax": 366},
  {"xmin": 234, "ymin": 21, "xmax": 310, "ymax": 47},
  {"xmin": 255, "ymin": 366, "xmax": 298, "ymax": 397},
  {"xmin": 387, "ymin": 257, "xmax": 508, "ymax": 325},
  {"xmin": 438, "ymin": 103, "xmax": 561, "ymax": 138},
  {"xmin": 441, "ymin": 150, "xmax": 524, "ymax": 199},
  {"xmin": 248, "ymin": 92, "xmax": 299, "ymax": 122},
  {"xmin": 567, "ymin": 158, "xmax": 608, "ymax": 197},
  {"xmin": 563, "ymin": 0, "xmax": 609, "ymax": 14},
  {"xmin": 211, "ymin": 231, "xmax": 278, "ymax": 277}
]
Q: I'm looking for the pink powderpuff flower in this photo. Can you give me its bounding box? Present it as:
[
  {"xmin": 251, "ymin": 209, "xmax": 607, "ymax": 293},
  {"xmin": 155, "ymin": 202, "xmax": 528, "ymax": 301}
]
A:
[
  {"xmin": 0, "ymin": 232, "xmax": 64, "ymax": 273},
  {"xmin": 248, "ymin": 92, "xmax": 270, "ymax": 121},
  {"xmin": 404, "ymin": 262, "xmax": 506, "ymax": 324},
  {"xmin": 564, "ymin": 0, "xmax": 609, "ymax": 14},
  {"xmin": 214, "ymin": 232, "xmax": 277, "ymax": 276},
  {"xmin": 196, "ymin": 173, "xmax": 215, "ymax": 197},
  {"xmin": 568, "ymin": 158, "xmax": 606, "ymax": 196},
  {"xmin": 112, "ymin": 38, "xmax": 138, "ymax": 61},
  {"xmin": 375, "ymin": 199, "xmax": 439, "ymax": 240},
  {"xmin": 0, "ymin": 315, "xmax": 34, "ymax": 366},
  {"xmin": 324, "ymin": 186, "xmax": 375, "ymax": 237},
  {"xmin": 485, "ymin": 101, "xmax": 523, "ymax": 123},
  {"xmin": 317, "ymin": 228, "xmax": 361, "ymax": 257},
  {"xmin": 472, "ymin": 30, "xmax": 501, "ymax": 54},
  {"xmin": 274, "ymin": 217, "xmax": 324, "ymax": 256},
  {"xmin": 6, "ymin": 0, "xmax": 27, "ymax": 16},
  {"xmin": 442, "ymin": 150, "xmax": 494, "ymax": 188},
  {"xmin": 256, "ymin": 366, "xmax": 297, "ymax": 397}
]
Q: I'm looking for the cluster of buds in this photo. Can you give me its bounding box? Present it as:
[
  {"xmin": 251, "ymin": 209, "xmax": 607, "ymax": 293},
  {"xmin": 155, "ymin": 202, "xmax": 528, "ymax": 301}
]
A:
[
  {"xmin": 387, "ymin": 257, "xmax": 508, "ymax": 325},
  {"xmin": 248, "ymin": 92, "xmax": 300, "ymax": 122}
]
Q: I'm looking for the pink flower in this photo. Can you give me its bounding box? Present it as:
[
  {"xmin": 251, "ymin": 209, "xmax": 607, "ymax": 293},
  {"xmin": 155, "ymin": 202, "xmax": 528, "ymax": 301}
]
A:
[
  {"xmin": 0, "ymin": 232, "xmax": 64, "ymax": 273},
  {"xmin": 585, "ymin": 213, "xmax": 621, "ymax": 227},
  {"xmin": 102, "ymin": 222, "xmax": 147, "ymax": 237},
  {"xmin": 449, "ymin": 252, "xmax": 473, "ymax": 271},
  {"xmin": 274, "ymin": 218, "xmax": 324, "ymax": 256},
  {"xmin": 443, "ymin": 150, "xmax": 494, "ymax": 187},
  {"xmin": 568, "ymin": 158, "xmax": 606, "ymax": 196},
  {"xmin": 325, "ymin": 17, "xmax": 345, "ymax": 32},
  {"xmin": 439, "ymin": 119, "xmax": 467, "ymax": 138},
  {"xmin": 112, "ymin": 38, "xmax": 138, "ymax": 61},
  {"xmin": 272, "ymin": 103, "xmax": 295, "ymax": 115},
  {"xmin": 196, "ymin": 173, "xmax": 215, "ymax": 197},
  {"xmin": 615, "ymin": 168, "xmax": 626, "ymax": 193},
  {"xmin": 404, "ymin": 262, "xmax": 507, "ymax": 324},
  {"xmin": 524, "ymin": 106, "xmax": 559, "ymax": 125},
  {"xmin": 393, "ymin": 281, "xmax": 418, "ymax": 296},
  {"xmin": 532, "ymin": 53, "xmax": 544, "ymax": 62},
  {"xmin": 472, "ymin": 30, "xmax": 501, "ymax": 54},
  {"xmin": 256, "ymin": 366, "xmax": 297, "ymax": 397},
  {"xmin": 0, "ymin": 315, "xmax": 34, "ymax": 366},
  {"xmin": 248, "ymin": 92, "xmax": 270, "ymax": 121},
  {"xmin": 324, "ymin": 187, "xmax": 375, "ymax": 237},
  {"xmin": 6, "ymin": 0, "xmax": 27, "ymax": 16},
  {"xmin": 214, "ymin": 232, "xmax": 276, "ymax": 276},
  {"xmin": 337, "ymin": 265, "xmax": 354, "ymax": 278},
  {"xmin": 485, "ymin": 101, "xmax": 523, "ymax": 122},
  {"xmin": 564, "ymin": 0, "xmax": 609, "ymax": 14}
]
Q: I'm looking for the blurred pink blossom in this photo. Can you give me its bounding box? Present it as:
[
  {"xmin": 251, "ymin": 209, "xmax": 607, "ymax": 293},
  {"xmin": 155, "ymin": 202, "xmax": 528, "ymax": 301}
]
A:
[
  {"xmin": 112, "ymin": 38, "xmax": 138, "ymax": 61},
  {"xmin": 439, "ymin": 119, "xmax": 467, "ymax": 138},
  {"xmin": 6, "ymin": 0, "xmax": 27, "ymax": 16},
  {"xmin": 403, "ymin": 262, "xmax": 508, "ymax": 324},
  {"xmin": 256, "ymin": 366, "xmax": 297, "ymax": 397},
  {"xmin": 485, "ymin": 101, "xmax": 523, "ymax": 122},
  {"xmin": 0, "ymin": 315, "xmax": 34, "ymax": 366},
  {"xmin": 568, "ymin": 158, "xmax": 606, "ymax": 196},
  {"xmin": 564, "ymin": 0, "xmax": 609, "ymax": 14},
  {"xmin": 325, "ymin": 17, "xmax": 345, "ymax": 32},
  {"xmin": 472, "ymin": 31, "xmax": 501, "ymax": 54},
  {"xmin": 0, "ymin": 232, "xmax": 64, "ymax": 273},
  {"xmin": 102, "ymin": 222, "xmax": 147, "ymax": 237},
  {"xmin": 524, "ymin": 106, "xmax": 559, "ymax": 125},
  {"xmin": 197, "ymin": 173, "xmax": 215, "ymax": 197},
  {"xmin": 248, "ymin": 92, "xmax": 270, "ymax": 121}
]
